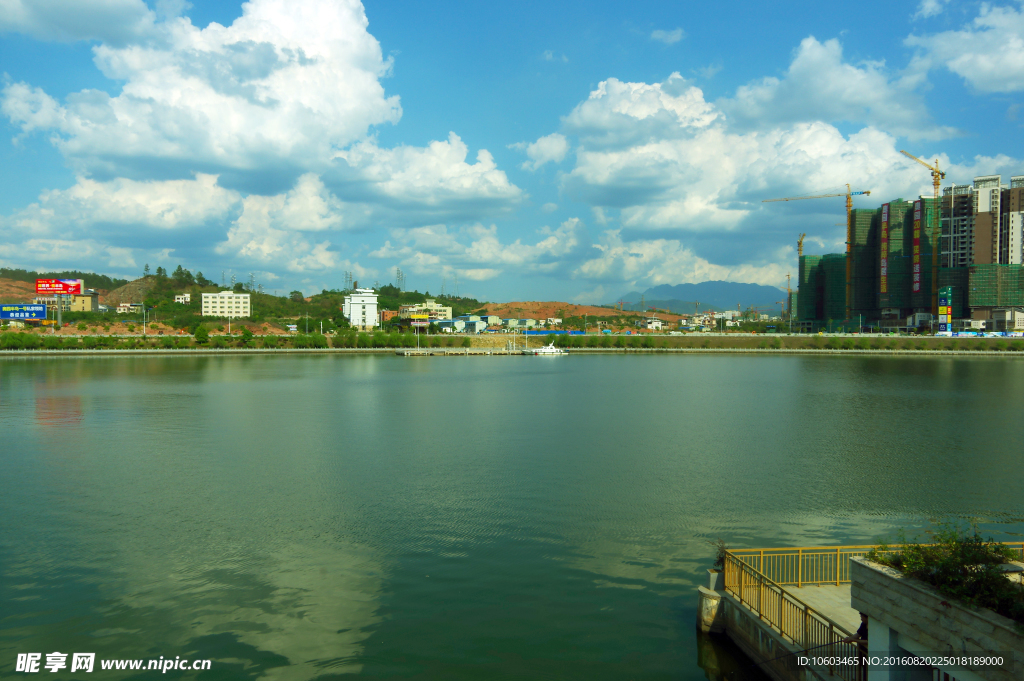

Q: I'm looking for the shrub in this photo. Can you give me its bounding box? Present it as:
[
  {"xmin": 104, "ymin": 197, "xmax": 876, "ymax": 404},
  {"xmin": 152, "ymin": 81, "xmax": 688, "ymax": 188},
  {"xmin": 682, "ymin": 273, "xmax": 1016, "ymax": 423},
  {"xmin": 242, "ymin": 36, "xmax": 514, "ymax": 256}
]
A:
[
  {"xmin": 841, "ymin": 338, "xmax": 854, "ymax": 350},
  {"xmin": 263, "ymin": 335, "xmax": 279, "ymax": 349},
  {"xmin": 771, "ymin": 338, "xmax": 783, "ymax": 349},
  {"xmin": 461, "ymin": 337, "xmax": 471, "ymax": 348},
  {"xmin": 1011, "ymin": 340, "xmax": 1024, "ymax": 352},
  {"xmin": 867, "ymin": 524, "xmax": 1024, "ymax": 625},
  {"xmin": 77, "ymin": 322, "xmax": 87, "ymax": 331},
  {"xmin": 855, "ymin": 338, "xmax": 869, "ymax": 350},
  {"xmin": 995, "ymin": 340, "xmax": 1008, "ymax": 352},
  {"xmin": 194, "ymin": 326, "xmax": 209, "ymax": 344},
  {"xmin": 160, "ymin": 336, "xmax": 174, "ymax": 348}
]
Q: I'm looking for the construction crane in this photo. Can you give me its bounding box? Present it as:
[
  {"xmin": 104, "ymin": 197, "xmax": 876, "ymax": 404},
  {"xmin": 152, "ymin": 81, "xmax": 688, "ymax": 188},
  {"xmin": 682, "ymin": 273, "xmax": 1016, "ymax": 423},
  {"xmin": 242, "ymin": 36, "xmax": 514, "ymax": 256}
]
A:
[
  {"xmin": 797, "ymin": 233, "xmax": 806, "ymax": 257},
  {"xmin": 764, "ymin": 185, "xmax": 871, "ymax": 321},
  {"xmin": 900, "ymin": 150, "xmax": 946, "ymax": 317}
]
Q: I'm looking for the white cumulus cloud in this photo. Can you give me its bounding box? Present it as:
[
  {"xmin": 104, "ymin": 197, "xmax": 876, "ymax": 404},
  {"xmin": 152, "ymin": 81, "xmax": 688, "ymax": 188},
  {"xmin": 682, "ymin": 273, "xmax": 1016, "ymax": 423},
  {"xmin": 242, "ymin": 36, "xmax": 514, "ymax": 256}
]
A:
[
  {"xmin": 334, "ymin": 133, "xmax": 521, "ymax": 211},
  {"xmin": 906, "ymin": 3, "xmax": 1024, "ymax": 93},
  {"xmin": 4, "ymin": 173, "xmax": 240, "ymax": 235},
  {"xmin": 2, "ymin": 0, "xmax": 402, "ymax": 187},
  {"xmin": 574, "ymin": 230, "xmax": 789, "ymax": 288},
  {"xmin": 511, "ymin": 133, "xmax": 569, "ymax": 170},
  {"xmin": 0, "ymin": 0, "xmax": 160, "ymax": 45},
  {"xmin": 563, "ymin": 73, "xmax": 719, "ymax": 149},
  {"xmin": 718, "ymin": 37, "xmax": 955, "ymax": 140}
]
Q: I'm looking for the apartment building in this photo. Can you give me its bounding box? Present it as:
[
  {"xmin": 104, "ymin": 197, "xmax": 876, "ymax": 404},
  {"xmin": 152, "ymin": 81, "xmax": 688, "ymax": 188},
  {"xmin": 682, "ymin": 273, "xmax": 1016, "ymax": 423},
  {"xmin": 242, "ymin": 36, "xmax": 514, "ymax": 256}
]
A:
[
  {"xmin": 941, "ymin": 175, "xmax": 1024, "ymax": 267},
  {"xmin": 201, "ymin": 291, "xmax": 251, "ymax": 318},
  {"xmin": 398, "ymin": 299, "xmax": 452, "ymax": 321},
  {"xmin": 343, "ymin": 288, "xmax": 378, "ymax": 329}
]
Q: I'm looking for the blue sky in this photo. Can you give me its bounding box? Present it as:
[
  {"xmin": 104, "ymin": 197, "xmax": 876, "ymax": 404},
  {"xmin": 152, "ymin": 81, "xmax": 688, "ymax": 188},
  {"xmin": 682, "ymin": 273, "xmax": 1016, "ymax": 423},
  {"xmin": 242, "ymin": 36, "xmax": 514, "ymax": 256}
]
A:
[{"xmin": 1, "ymin": 0, "xmax": 1022, "ymax": 302}]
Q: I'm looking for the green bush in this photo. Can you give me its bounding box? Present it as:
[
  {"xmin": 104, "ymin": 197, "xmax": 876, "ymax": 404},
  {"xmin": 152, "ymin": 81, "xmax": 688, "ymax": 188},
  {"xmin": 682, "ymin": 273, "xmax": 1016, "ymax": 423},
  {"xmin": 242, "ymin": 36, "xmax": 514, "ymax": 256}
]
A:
[
  {"xmin": 160, "ymin": 336, "xmax": 174, "ymax": 348},
  {"xmin": 263, "ymin": 335, "xmax": 279, "ymax": 349},
  {"xmin": 461, "ymin": 337, "xmax": 472, "ymax": 347},
  {"xmin": 1011, "ymin": 340, "xmax": 1023, "ymax": 352},
  {"xmin": 194, "ymin": 326, "xmax": 209, "ymax": 344},
  {"xmin": 867, "ymin": 524, "xmax": 1024, "ymax": 625},
  {"xmin": 77, "ymin": 322, "xmax": 87, "ymax": 331}
]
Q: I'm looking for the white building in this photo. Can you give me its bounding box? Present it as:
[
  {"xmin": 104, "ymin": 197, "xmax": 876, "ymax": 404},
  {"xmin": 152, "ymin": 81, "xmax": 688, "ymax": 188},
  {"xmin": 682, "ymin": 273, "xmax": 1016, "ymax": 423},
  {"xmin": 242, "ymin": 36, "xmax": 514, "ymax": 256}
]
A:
[
  {"xmin": 636, "ymin": 317, "xmax": 664, "ymax": 331},
  {"xmin": 174, "ymin": 293, "xmax": 191, "ymax": 304},
  {"xmin": 343, "ymin": 288, "xmax": 378, "ymax": 329},
  {"xmin": 201, "ymin": 291, "xmax": 251, "ymax": 318},
  {"xmin": 398, "ymin": 299, "xmax": 451, "ymax": 321},
  {"xmin": 116, "ymin": 302, "xmax": 140, "ymax": 314}
]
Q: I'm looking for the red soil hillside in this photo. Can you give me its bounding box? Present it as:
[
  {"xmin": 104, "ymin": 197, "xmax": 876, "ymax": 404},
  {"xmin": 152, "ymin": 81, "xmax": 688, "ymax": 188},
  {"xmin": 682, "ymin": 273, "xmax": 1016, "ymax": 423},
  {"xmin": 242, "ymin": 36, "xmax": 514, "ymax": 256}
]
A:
[
  {"xmin": 482, "ymin": 301, "xmax": 683, "ymax": 322},
  {"xmin": 0, "ymin": 278, "xmax": 112, "ymax": 303},
  {"xmin": 0, "ymin": 278, "xmax": 38, "ymax": 302}
]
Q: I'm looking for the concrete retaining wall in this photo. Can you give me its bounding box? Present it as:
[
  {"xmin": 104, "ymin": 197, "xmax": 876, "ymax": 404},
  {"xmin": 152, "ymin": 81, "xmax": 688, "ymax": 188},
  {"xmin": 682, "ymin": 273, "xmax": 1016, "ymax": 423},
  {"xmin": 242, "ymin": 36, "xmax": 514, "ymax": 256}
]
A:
[{"xmin": 850, "ymin": 557, "xmax": 1024, "ymax": 681}]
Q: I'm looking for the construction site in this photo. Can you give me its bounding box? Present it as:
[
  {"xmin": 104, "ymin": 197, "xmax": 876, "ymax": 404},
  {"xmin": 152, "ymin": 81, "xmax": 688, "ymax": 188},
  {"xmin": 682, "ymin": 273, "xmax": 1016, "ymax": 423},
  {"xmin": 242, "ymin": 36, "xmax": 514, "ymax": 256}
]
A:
[{"xmin": 775, "ymin": 153, "xmax": 1024, "ymax": 332}]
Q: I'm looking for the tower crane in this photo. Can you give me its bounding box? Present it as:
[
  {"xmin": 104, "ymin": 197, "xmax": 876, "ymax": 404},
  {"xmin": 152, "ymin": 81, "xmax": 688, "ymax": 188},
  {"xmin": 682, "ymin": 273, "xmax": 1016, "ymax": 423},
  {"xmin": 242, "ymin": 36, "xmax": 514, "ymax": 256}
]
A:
[
  {"xmin": 797, "ymin": 233, "xmax": 806, "ymax": 257},
  {"xmin": 900, "ymin": 150, "xmax": 946, "ymax": 317},
  {"xmin": 764, "ymin": 185, "xmax": 871, "ymax": 321}
]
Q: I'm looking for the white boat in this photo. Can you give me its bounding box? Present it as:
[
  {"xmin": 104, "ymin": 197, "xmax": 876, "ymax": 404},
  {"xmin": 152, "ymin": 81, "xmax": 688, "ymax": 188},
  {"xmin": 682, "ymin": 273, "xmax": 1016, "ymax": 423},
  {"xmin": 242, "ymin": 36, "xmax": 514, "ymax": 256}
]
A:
[{"xmin": 523, "ymin": 341, "xmax": 567, "ymax": 355}]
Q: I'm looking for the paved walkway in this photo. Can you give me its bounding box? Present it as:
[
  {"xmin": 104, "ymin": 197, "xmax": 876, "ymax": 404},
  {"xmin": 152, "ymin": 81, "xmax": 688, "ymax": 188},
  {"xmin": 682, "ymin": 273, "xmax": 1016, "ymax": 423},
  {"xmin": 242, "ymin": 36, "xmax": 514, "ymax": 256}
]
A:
[{"xmin": 786, "ymin": 584, "xmax": 859, "ymax": 633}]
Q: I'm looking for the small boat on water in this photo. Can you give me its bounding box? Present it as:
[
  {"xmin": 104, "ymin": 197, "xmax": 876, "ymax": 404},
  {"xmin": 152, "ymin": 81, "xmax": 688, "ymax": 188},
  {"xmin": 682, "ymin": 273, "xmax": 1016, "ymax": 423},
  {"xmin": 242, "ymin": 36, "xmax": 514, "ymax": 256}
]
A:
[{"xmin": 523, "ymin": 341, "xmax": 567, "ymax": 356}]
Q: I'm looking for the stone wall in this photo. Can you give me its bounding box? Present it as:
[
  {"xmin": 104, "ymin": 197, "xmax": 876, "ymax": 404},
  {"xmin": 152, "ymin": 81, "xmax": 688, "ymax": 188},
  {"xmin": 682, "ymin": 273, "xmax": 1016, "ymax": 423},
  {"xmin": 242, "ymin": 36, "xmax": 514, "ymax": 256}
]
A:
[{"xmin": 850, "ymin": 557, "xmax": 1024, "ymax": 681}]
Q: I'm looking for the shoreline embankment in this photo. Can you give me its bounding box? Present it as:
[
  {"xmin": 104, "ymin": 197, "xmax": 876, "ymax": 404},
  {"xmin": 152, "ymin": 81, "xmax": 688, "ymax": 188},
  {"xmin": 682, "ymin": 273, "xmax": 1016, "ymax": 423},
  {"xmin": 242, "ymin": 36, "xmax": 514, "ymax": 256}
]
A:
[{"xmin": 2, "ymin": 346, "xmax": 1024, "ymax": 358}]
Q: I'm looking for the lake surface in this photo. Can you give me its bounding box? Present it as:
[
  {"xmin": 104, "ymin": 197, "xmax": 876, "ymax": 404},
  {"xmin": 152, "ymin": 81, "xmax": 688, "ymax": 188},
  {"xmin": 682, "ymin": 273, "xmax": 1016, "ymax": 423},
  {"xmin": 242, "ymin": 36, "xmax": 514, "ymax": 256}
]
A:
[{"xmin": 2, "ymin": 353, "xmax": 1023, "ymax": 679}]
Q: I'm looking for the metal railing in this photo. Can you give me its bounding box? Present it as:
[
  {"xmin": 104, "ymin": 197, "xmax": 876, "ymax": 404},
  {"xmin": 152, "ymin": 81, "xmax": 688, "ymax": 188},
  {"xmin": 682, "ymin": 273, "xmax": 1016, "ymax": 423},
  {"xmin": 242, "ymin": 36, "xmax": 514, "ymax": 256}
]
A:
[
  {"xmin": 722, "ymin": 550, "xmax": 859, "ymax": 681},
  {"xmin": 728, "ymin": 543, "xmax": 1024, "ymax": 588},
  {"xmin": 721, "ymin": 543, "xmax": 1024, "ymax": 681}
]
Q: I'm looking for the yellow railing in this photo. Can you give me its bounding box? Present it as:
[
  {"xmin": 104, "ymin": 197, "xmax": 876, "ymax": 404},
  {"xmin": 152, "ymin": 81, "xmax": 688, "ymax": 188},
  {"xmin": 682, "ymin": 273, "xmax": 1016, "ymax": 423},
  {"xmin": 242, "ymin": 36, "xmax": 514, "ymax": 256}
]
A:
[
  {"xmin": 721, "ymin": 543, "xmax": 1024, "ymax": 681},
  {"xmin": 722, "ymin": 551, "xmax": 859, "ymax": 681},
  {"xmin": 728, "ymin": 543, "xmax": 1024, "ymax": 588}
]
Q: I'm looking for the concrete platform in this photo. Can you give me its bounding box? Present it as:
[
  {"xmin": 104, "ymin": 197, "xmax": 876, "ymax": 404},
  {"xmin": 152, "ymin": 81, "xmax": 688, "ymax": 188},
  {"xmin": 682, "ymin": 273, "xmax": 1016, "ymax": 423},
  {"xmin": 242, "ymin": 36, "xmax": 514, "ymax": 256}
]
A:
[{"xmin": 786, "ymin": 584, "xmax": 859, "ymax": 633}]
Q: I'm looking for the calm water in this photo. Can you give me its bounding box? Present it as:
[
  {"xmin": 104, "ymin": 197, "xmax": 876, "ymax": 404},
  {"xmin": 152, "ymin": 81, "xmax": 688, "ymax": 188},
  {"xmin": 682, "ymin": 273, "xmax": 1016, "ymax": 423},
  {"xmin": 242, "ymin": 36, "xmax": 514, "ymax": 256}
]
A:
[{"xmin": 2, "ymin": 354, "xmax": 1023, "ymax": 680}]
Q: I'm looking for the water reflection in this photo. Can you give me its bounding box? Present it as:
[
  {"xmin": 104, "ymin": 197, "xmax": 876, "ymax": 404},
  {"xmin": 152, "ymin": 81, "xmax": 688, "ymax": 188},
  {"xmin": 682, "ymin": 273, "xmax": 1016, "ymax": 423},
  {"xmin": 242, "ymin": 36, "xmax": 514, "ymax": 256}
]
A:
[{"xmin": 2, "ymin": 354, "xmax": 1024, "ymax": 680}]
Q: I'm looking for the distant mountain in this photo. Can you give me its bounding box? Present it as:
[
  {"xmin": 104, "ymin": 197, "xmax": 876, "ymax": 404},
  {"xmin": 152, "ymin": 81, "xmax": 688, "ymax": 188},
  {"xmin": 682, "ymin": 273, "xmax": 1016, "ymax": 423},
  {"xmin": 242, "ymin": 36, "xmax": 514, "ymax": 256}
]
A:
[{"xmin": 610, "ymin": 281, "xmax": 786, "ymax": 314}]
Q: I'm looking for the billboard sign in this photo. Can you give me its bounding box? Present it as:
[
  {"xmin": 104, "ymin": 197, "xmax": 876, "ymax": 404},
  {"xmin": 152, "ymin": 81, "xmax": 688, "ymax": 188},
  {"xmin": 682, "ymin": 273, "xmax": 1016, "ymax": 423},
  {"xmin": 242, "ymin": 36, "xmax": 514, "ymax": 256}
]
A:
[
  {"xmin": 879, "ymin": 204, "xmax": 889, "ymax": 298},
  {"xmin": 36, "ymin": 279, "xmax": 83, "ymax": 295},
  {"xmin": 912, "ymin": 201, "xmax": 922, "ymax": 293},
  {"xmin": 410, "ymin": 313, "xmax": 429, "ymax": 328},
  {"xmin": 937, "ymin": 286, "xmax": 952, "ymax": 333},
  {"xmin": 1, "ymin": 304, "xmax": 47, "ymax": 320}
]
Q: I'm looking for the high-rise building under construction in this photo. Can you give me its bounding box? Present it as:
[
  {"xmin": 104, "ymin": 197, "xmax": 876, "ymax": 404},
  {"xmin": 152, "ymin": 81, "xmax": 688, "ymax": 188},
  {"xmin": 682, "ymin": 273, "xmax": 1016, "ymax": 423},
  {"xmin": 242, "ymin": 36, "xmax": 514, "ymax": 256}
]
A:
[{"xmin": 797, "ymin": 173, "xmax": 1024, "ymax": 326}]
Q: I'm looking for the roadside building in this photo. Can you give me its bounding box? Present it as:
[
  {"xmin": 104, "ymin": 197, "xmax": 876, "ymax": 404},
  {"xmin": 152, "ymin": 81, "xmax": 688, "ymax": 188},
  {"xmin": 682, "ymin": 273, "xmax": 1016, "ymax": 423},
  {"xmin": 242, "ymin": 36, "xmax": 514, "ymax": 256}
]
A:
[
  {"xmin": 174, "ymin": 293, "xmax": 191, "ymax": 304},
  {"xmin": 546, "ymin": 317, "xmax": 562, "ymax": 325},
  {"xmin": 463, "ymin": 320, "xmax": 488, "ymax": 333},
  {"xmin": 398, "ymin": 299, "xmax": 451, "ymax": 321},
  {"xmin": 379, "ymin": 309, "xmax": 398, "ymax": 325},
  {"xmin": 343, "ymin": 288, "xmax": 378, "ymax": 329},
  {"xmin": 483, "ymin": 315, "xmax": 501, "ymax": 326},
  {"xmin": 201, "ymin": 291, "xmax": 251, "ymax": 318},
  {"xmin": 990, "ymin": 308, "xmax": 1024, "ymax": 331},
  {"xmin": 116, "ymin": 302, "xmax": 140, "ymax": 314},
  {"xmin": 34, "ymin": 295, "xmax": 70, "ymax": 312},
  {"xmin": 436, "ymin": 319, "xmax": 466, "ymax": 333},
  {"xmin": 636, "ymin": 317, "xmax": 663, "ymax": 331},
  {"xmin": 70, "ymin": 290, "xmax": 100, "ymax": 312}
]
